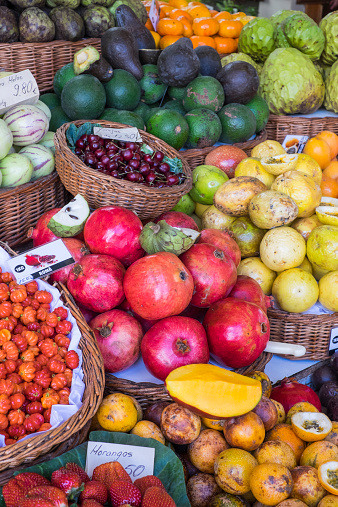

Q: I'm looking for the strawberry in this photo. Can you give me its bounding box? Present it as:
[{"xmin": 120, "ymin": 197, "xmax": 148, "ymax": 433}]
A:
[
  {"xmin": 81, "ymin": 500, "xmax": 103, "ymax": 507},
  {"xmin": 64, "ymin": 462, "xmax": 90, "ymax": 484},
  {"xmin": 92, "ymin": 462, "xmax": 131, "ymax": 489},
  {"xmin": 3, "ymin": 472, "xmax": 50, "ymax": 507},
  {"xmin": 109, "ymin": 481, "xmax": 142, "ymax": 507},
  {"xmin": 51, "ymin": 468, "xmax": 84, "ymax": 499},
  {"xmin": 134, "ymin": 476, "xmax": 165, "ymax": 497},
  {"xmin": 141, "ymin": 486, "xmax": 176, "ymax": 507},
  {"xmin": 19, "ymin": 500, "xmax": 54, "ymax": 507},
  {"xmin": 79, "ymin": 480, "xmax": 108, "ymax": 505},
  {"xmin": 24, "ymin": 485, "xmax": 68, "ymax": 507}
]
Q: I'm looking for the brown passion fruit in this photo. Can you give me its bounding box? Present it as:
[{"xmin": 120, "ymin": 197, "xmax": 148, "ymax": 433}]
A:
[
  {"xmin": 271, "ymin": 399, "xmax": 286, "ymax": 423},
  {"xmin": 300, "ymin": 441, "xmax": 338, "ymax": 468},
  {"xmin": 253, "ymin": 440, "xmax": 297, "ymax": 470},
  {"xmin": 318, "ymin": 381, "xmax": 338, "ymax": 407},
  {"xmin": 143, "ymin": 401, "xmax": 172, "ymax": 427},
  {"xmin": 187, "ymin": 428, "xmax": 229, "ymax": 474},
  {"xmin": 223, "ymin": 411, "xmax": 265, "ymax": 451},
  {"xmin": 286, "ymin": 402, "xmax": 320, "ymax": 425},
  {"xmin": 325, "ymin": 421, "xmax": 338, "ymax": 446},
  {"xmin": 250, "ymin": 463, "xmax": 293, "ymax": 506},
  {"xmin": 290, "ymin": 466, "xmax": 327, "ymax": 507},
  {"xmin": 160, "ymin": 403, "xmax": 201, "ymax": 445},
  {"xmin": 252, "ymin": 396, "xmax": 279, "ymax": 430},
  {"xmin": 187, "ymin": 472, "xmax": 222, "ymax": 507}
]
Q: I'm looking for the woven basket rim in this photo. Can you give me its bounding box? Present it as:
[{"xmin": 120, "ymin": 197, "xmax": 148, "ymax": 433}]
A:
[
  {"xmin": 0, "ymin": 171, "xmax": 59, "ymax": 197},
  {"xmin": 268, "ymin": 307, "xmax": 338, "ymax": 322},
  {"xmin": 268, "ymin": 114, "xmax": 338, "ymax": 122},
  {"xmin": 0, "ymin": 38, "xmax": 100, "ymax": 49}
]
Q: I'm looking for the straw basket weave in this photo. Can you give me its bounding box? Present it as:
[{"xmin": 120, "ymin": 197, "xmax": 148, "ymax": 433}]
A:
[
  {"xmin": 54, "ymin": 120, "xmax": 193, "ymax": 220},
  {"xmin": 0, "ymin": 39, "xmax": 101, "ymax": 93},
  {"xmin": 181, "ymin": 129, "xmax": 268, "ymax": 171},
  {"xmin": 268, "ymin": 308, "xmax": 338, "ymax": 361},
  {"xmin": 104, "ymin": 352, "xmax": 273, "ymax": 409},
  {"xmin": 0, "ymin": 172, "xmax": 68, "ymax": 248},
  {"xmin": 266, "ymin": 114, "xmax": 338, "ymax": 144}
]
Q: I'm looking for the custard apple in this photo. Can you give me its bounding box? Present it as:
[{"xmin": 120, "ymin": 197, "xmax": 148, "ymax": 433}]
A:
[
  {"xmin": 279, "ymin": 13, "xmax": 325, "ymax": 61},
  {"xmin": 270, "ymin": 9, "xmax": 299, "ymax": 28},
  {"xmin": 109, "ymin": 0, "xmax": 147, "ymax": 23},
  {"xmin": 320, "ymin": 11, "xmax": 338, "ymax": 65},
  {"xmin": 238, "ymin": 17, "xmax": 275, "ymax": 63},
  {"xmin": 324, "ymin": 59, "xmax": 338, "ymax": 113},
  {"xmin": 259, "ymin": 48, "xmax": 325, "ymax": 115}
]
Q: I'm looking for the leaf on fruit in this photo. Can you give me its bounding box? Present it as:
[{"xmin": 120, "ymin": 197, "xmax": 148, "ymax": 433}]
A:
[
  {"xmin": 66, "ymin": 122, "xmax": 102, "ymax": 152},
  {"xmin": 163, "ymin": 156, "xmax": 183, "ymax": 174}
]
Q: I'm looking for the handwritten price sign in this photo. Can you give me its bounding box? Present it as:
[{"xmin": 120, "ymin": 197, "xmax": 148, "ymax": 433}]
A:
[
  {"xmin": 0, "ymin": 70, "xmax": 39, "ymax": 114},
  {"xmin": 93, "ymin": 126, "xmax": 142, "ymax": 142},
  {"xmin": 85, "ymin": 442, "xmax": 155, "ymax": 481}
]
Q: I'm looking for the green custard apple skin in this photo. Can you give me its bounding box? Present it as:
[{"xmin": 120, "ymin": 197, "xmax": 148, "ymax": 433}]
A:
[
  {"xmin": 238, "ymin": 18, "xmax": 276, "ymax": 63},
  {"xmin": 320, "ymin": 11, "xmax": 338, "ymax": 65},
  {"xmin": 324, "ymin": 60, "xmax": 338, "ymax": 113},
  {"xmin": 281, "ymin": 13, "xmax": 325, "ymax": 61},
  {"xmin": 274, "ymin": 25, "xmax": 291, "ymax": 49},
  {"xmin": 259, "ymin": 48, "xmax": 325, "ymax": 115},
  {"xmin": 270, "ymin": 10, "xmax": 299, "ymax": 28}
]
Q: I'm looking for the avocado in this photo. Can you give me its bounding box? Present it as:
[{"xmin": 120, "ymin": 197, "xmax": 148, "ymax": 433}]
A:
[
  {"xmin": 114, "ymin": 110, "xmax": 145, "ymax": 129},
  {"xmin": 50, "ymin": 6, "xmax": 84, "ymax": 41},
  {"xmin": 157, "ymin": 37, "xmax": 200, "ymax": 87},
  {"xmin": 194, "ymin": 45, "xmax": 222, "ymax": 78},
  {"xmin": 132, "ymin": 101, "xmax": 150, "ymax": 120},
  {"xmin": 84, "ymin": 56, "xmax": 113, "ymax": 83},
  {"xmin": 114, "ymin": 4, "xmax": 155, "ymax": 50},
  {"xmin": 139, "ymin": 64, "xmax": 166, "ymax": 104},
  {"xmin": 0, "ymin": 6, "xmax": 19, "ymax": 42},
  {"xmin": 216, "ymin": 61, "xmax": 259, "ymax": 105},
  {"xmin": 101, "ymin": 27, "xmax": 144, "ymax": 81},
  {"xmin": 74, "ymin": 46, "xmax": 100, "ymax": 75},
  {"xmin": 104, "ymin": 68, "xmax": 141, "ymax": 110},
  {"xmin": 83, "ymin": 5, "xmax": 114, "ymax": 38},
  {"xmin": 19, "ymin": 7, "xmax": 55, "ymax": 42},
  {"xmin": 99, "ymin": 108, "xmax": 119, "ymax": 120}
]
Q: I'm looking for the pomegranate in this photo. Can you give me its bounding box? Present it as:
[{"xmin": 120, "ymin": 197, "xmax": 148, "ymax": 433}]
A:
[
  {"xmin": 49, "ymin": 238, "xmax": 90, "ymax": 285},
  {"xmin": 179, "ymin": 304, "xmax": 208, "ymax": 323},
  {"xmin": 229, "ymin": 275, "xmax": 273, "ymax": 314},
  {"xmin": 123, "ymin": 251, "xmax": 194, "ymax": 320},
  {"xmin": 204, "ymin": 297, "xmax": 270, "ymax": 368},
  {"xmin": 270, "ymin": 379, "xmax": 322, "ymax": 413},
  {"xmin": 89, "ymin": 310, "xmax": 143, "ymax": 373},
  {"xmin": 154, "ymin": 211, "xmax": 199, "ymax": 231},
  {"xmin": 141, "ymin": 316, "xmax": 210, "ymax": 381},
  {"xmin": 28, "ymin": 208, "xmax": 61, "ymax": 246},
  {"xmin": 77, "ymin": 304, "xmax": 98, "ymax": 324},
  {"xmin": 118, "ymin": 299, "xmax": 159, "ymax": 333},
  {"xmin": 179, "ymin": 243, "xmax": 237, "ymax": 307},
  {"xmin": 198, "ymin": 229, "xmax": 241, "ymax": 267},
  {"xmin": 67, "ymin": 254, "xmax": 125, "ymax": 313},
  {"xmin": 83, "ymin": 205, "xmax": 144, "ymax": 267},
  {"xmin": 204, "ymin": 145, "xmax": 247, "ymax": 178}
]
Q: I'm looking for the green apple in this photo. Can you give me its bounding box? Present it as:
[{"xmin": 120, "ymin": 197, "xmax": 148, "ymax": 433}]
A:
[
  {"xmin": 189, "ymin": 164, "xmax": 228, "ymax": 205},
  {"xmin": 172, "ymin": 194, "xmax": 195, "ymax": 215}
]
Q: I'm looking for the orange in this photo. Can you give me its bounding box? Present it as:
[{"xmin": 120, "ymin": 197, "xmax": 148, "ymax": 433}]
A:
[
  {"xmin": 145, "ymin": 17, "xmax": 153, "ymax": 29},
  {"xmin": 317, "ymin": 130, "xmax": 338, "ymax": 159},
  {"xmin": 188, "ymin": 4, "xmax": 211, "ymax": 19},
  {"xmin": 209, "ymin": 9, "xmax": 218, "ymax": 16},
  {"xmin": 150, "ymin": 30, "xmax": 161, "ymax": 48},
  {"xmin": 323, "ymin": 160, "xmax": 338, "ymax": 180},
  {"xmin": 177, "ymin": 16, "xmax": 193, "ymax": 37},
  {"xmin": 232, "ymin": 11, "xmax": 246, "ymax": 17},
  {"xmin": 213, "ymin": 10, "xmax": 232, "ymax": 20},
  {"xmin": 218, "ymin": 19, "xmax": 243, "ymax": 38},
  {"xmin": 265, "ymin": 423, "xmax": 306, "ymax": 463},
  {"xmin": 320, "ymin": 175, "xmax": 338, "ymax": 198},
  {"xmin": 303, "ymin": 136, "xmax": 332, "ymax": 169},
  {"xmin": 159, "ymin": 34, "xmax": 183, "ymax": 48},
  {"xmin": 168, "ymin": 0, "xmax": 188, "ymax": 7},
  {"xmin": 160, "ymin": 4, "xmax": 174, "ymax": 17},
  {"xmin": 157, "ymin": 17, "xmax": 184, "ymax": 35},
  {"xmin": 169, "ymin": 8, "xmax": 192, "ymax": 21},
  {"xmin": 145, "ymin": 5, "xmax": 150, "ymax": 12},
  {"xmin": 190, "ymin": 35, "xmax": 216, "ymax": 49},
  {"xmin": 192, "ymin": 16, "xmax": 219, "ymax": 36},
  {"xmin": 213, "ymin": 36, "xmax": 238, "ymax": 54}
]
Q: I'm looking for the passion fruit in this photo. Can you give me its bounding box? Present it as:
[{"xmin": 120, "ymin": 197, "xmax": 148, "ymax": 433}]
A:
[
  {"xmin": 290, "ymin": 466, "xmax": 327, "ymax": 507},
  {"xmin": 300, "ymin": 441, "xmax": 338, "ymax": 468},
  {"xmin": 271, "ymin": 399, "xmax": 286, "ymax": 424},
  {"xmin": 276, "ymin": 501, "xmax": 308, "ymax": 507},
  {"xmin": 286, "ymin": 402, "xmax": 320, "ymax": 425},
  {"xmin": 291, "ymin": 215, "xmax": 322, "ymax": 242},
  {"xmin": 187, "ymin": 429, "xmax": 229, "ymax": 474},
  {"xmin": 230, "ymin": 216, "xmax": 266, "ymax": 258},
  {"xmin": 266, "ymin": 423, "xmax": 306, "ymax": 464},
  {"xmin": 143, "ymin": 401, "xmax": 172, "ymax": 427},
  {"xmin": 201, "ymin": 205, "xmax": 236, "ymax": 231},
  {"xmin": 318, "ymin": 381, "xmax": 338, "ymax": 407},
  {"xmin": 291, "ymin": 412, "xmax": 332, "ymax": 442},
  {"xmin": 214, "ymin": 448, "xmax": 258, "ymax": 495},
  {"xmin": 245, "ymin": 371, "xmax": 272, "ymax": 398},
  {"xmin": 209, "ymin": 492, "xmax": 251, "ymax": 507},
  {"xmin": 260, "ymin": 226, "xmax": 306, "ymax": 272},
  {"xmin": 187, "ymin": 472, "xmax": 222, "ymax": 507},
  {"xmin": 249, "ymin": 463, "xmax": 293, "ymax": 505},
  {"xmin": 311, "ymin": 365, "xmax": 338, "ymax": 391},
  {"xmin": 252, "ymin": 396, "xmax": 278, "ymax": 431},
  {"xmin": 318, "ymin": 495, "xmax": 338, "ymax": 507},
  {"xmin": 253, "ymin": 440, "xmax": 297, "ymax": 470},
  {"xmin": 318, "ymin": 461, "xmax": 338, "ymax": 496},
  {"xmin": 201, "ymin": 417, "xmax": 226, "ymax": 431},
  {"xmin": 237, "ymin": 257, "xmax": 277, "ymax": 295},
  {"xmin": 130, "ymin": 420, "xmax": 165, "ymax": 444},
  {"xmin": 223, "ymin": 411, "xmax": 265, "ymax": 451},
  {"xmin": 248, "ymin": 190, "xmax": 299, "ymax": 229},
  {"xmin": 325, "ymin": 422, "xmax": 338, "ymax": 446},
  {"xmin": 160, "ymin": 403, "xmax": 201, "ymax": 445}
]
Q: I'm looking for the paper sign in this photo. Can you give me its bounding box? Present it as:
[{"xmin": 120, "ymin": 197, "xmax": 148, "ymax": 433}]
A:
[
  {"xmin": 282, "ymin": 135, "xmax": 309, "ymax": 154},
  {"xmin": 93, "ymin": 127, "xmax": 142, "ymax": 142},
  {"xmin": 0, "ymin": 70, "xmax": 39, "ymax": 114},
  {"xmin": 85, "ymin": 442, "xmax": 155, "ymax": 480},
  {"xmin": 329, "ymin": 327, "xmax": 338, "ymax": 355},
  {"xmin": 7, "ymin": 239, "xmax": 74, "ymax": 285},
  {"xmin": 149, "ymin": 0, "xmax": 160, "ymax": 31}
]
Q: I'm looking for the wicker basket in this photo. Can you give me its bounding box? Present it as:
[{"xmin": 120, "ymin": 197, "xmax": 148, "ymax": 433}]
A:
[
  {"xmin": 268, "ymin": 308, "xmax": 338, "ymax": 361},
  {"xmin": 181, "ymin": 129, "xmax": 268, "ymax": 171},
  {"xmin": 0, "ymin": 172, "xmax": 68, "ymax": 248},
  {"xmin": 54, "ymin": 120, "xmax": 193, "ymax": 220},
  {"xmin": 104, "ymin": 352, "xmax": 273, "ymax": 409},
  {"xmin": 266, "ymin": 114, "xmax": 338, "ymax": 144},
  {"xmin": 0, "ymin": 39, "xmax": 101, "ymax": 93}
]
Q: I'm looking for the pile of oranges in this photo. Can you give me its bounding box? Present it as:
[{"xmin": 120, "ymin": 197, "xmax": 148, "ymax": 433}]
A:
[
  {"xmin": 304, "ymin": 130, "xmax": 338, "ymax": 198},
  {"xmin": 142, "ymin": 0, "xmax": 255, "ymax": 53}
]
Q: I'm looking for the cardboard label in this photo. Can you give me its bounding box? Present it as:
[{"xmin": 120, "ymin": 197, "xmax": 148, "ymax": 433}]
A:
[
  {"xmin": 329, "ymin": 327, "xmax": 338, "ymax": 355},
  {"xmin": 85, "ymin": 442, "xmax": 155, "ymax": 481},
  {"xmin": 282, "ymin": 135, "xmax": 309, "ymax": 154},
  {"xmin": 149, "ymin": 0, "xmax": 160, "ymax": 31},
  {"xmin": 7, "ymin": 239, "xmax": 74, "ymax": 285},
  {"xmin": 0, "ymin": 70, "xmax": 39, "ymax": 114},
  {"xmin": 93, "ymin": 127, "xmax": 142, "ymax": 142}
]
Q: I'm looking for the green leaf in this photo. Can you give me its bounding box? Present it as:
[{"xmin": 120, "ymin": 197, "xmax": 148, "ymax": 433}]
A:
[
  {"xmin": 66, "ymin": 122, "xmax": 102, "ymax": 148},
  {"xmin": 89, "ymin": 431, "xmax": 190, "ymax": 507},
  {"xmin": 141, "ymin": 143, "xmax": 153, "ymax": 155},
  {"xmin": 164, "ymin": 156, "xmax": 183, "ymax": 174}
]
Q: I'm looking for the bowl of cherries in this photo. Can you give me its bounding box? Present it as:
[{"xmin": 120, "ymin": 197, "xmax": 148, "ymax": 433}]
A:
[{"xmin": 74, "ymin": 134, "xmax": 187, "ymax": 188}]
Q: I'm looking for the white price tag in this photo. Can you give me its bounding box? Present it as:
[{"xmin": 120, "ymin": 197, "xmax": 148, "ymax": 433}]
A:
[
  {"xmin": 282, "ymin": 135, "xmax": 309, "ymax": 154},
  {"xmin": 85, "ymin": 442, "xmax": 155, "ymax": 481},
  {"xmin": 93, "ymin": 126, "xmax": 142, "ymax": 142},
  {"xmin": 6, "ymin": 239, "xmax": 74, "ymax": 284},
  {"xmin": 149, "ymin": 0, "xmax": 160, "ymax": 31},
  {"xmin": 329, "ymin": 327, "xmax": 338, "ymax": 355},
  {"xmin": 0, "ymin": 70, "xmax": 39, "ymax": 114}
]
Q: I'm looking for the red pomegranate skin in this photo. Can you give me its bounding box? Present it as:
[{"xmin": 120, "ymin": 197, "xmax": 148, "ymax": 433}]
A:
[
  {"xmin": 179, "ymin": 243, "xmax": 237, "ymax": 308},
  {"xmin": 154, "ymin": 211, "xmax": 199, "ymax": 231},
  {"xmin": 204, "ymin": 297, "xmax": 270, "ymax": 368},
  {"xmin": 229, "ymin": 275, "xmax": 271, "ymax": 314},
  {"xmin": 50, "ymin": 239, "xmax": 90, "ymax": 285},
  {"xmin": 118, "ymin": 299, "xmax": 159, "ymax": 333},
  {"xmin": 30, "ymin": 208, "xmax": 61, "ymax": 247},
  {"xmin": 83, "ymin": 205, "xmax": 144, "ymax": 267},
  {"xmin": 270, "ymin": 380, "xmax": 322, "ymax": 413},
  {"xmin": 77, "ymin": 304, "xmax": 98, "ymax": 324},
  {"xmin": 123, "ymin": 251, "xmax": 194, "ymax": 320},
  {"xmin": 89, "ymin": 310, "xmax": 143, "ymax": 373},
  {"xmin": 141, "ymin": 316, "xmax": 210, "ymax": 381},
  {"xmin": 179, "ymin": 304, "xmax": 207, "ymax": 323},
  {"xmin": 198, "ymin": 229, "xmax": 241, "ymax": 267},
  {"xmin": 67, "ymin": 254, "xmax": 125, "ymax": 313}
]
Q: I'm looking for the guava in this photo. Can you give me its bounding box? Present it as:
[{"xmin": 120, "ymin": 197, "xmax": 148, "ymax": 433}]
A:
[
  {"xmin": 230, "ymin": 216, "xmax": 265, "ymax": 258},
  {"xmin": 238, "ymin": 17, "xmax": 276, "ymax": 63},
  {"xmin": 259, "ymin": 48, "xmax": 325, "ymax": 115},
  {"xmin": 237, "ymin": 257, "xmax": 277, "ymax": 295},
  {"xmin": 201, "ymin": 205, "xmax": 235, "ymax": 231},
  {"xmin": 291, "ymin": 215, "xmax": 322, "ymax": 242},
  {"xmin": 320, "ymin": 11, "xmax": 338, "ymax": 66},
  {"xmin": 260, "ymin": 226, "xmax": 306, "ymax": 272},
  {"xmin": 272, "ymin": 268, "xmax": 319, "ymax": 313},
  {"xmin": 307, "ymin": 225, "xmax": 338, "ymax": 271},
  {"xmin": 189, "ymin": 165, "xmax": 229, "ymax": 205},
  {"xmin": 324, "ymin": 60, "xmax": 338, "ymax": 114},
  {"xmin": 319, "ymin": 271, "xmax": 338, "ymax": 311},
  {"xmin": 296, "ymin": 256, "xmax": 313, "ymax": 274},
  {"xmin": 281, "ymin": 13, "xmax": 325, "ymax": 61},
  {"xmin": 172, "ymin": 194, "xmax": 195, "ymax": 216}
]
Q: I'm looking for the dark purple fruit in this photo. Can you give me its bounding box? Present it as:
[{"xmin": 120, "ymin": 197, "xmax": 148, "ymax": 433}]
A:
[
  {"xmin": 331, "ymin": 352, "xmax": 338, "ymax": 372},
  {"xmin": 154, "ymin": 151, "xmax": 164, "ymax": 162},
  {"xmin": 143, "ymin": 401, "xmax": 172, "ymax": 427},
  {"xmin": 311, "ymin": 364, "xmax": 338, "ymax": 391},
  {"xmin": 318, "ymin": 381, "xmax": 338, "ymax": 407},
  {"xmin": 327, "ymin": 396, "xmax": 338, "ymax": 421}
]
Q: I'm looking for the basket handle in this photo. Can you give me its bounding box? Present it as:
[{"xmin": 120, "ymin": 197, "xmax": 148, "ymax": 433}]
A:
[{"xmin": 264, "ymin": 341, "xmax": 306, "ymax": 357}]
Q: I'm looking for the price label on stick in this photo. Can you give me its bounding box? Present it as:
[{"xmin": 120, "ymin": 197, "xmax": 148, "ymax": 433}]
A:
[
  {"xmin": 0, "ymin": 70, "xmax": 39, "ymax": 115},
  {"xmin": 149, "ymin": 0, "xmax": 160, "ymax": 31},
  {"xmin": 93, "ymin": 126, "xmax": 142, "ymax": 142},
  {"xmin": 85, "ymin": 442, "xmax": 155, "ymax": 481}
]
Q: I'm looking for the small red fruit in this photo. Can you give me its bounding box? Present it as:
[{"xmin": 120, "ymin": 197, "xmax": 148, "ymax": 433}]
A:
[
  {"xmin": 109, "ymin": 481, "xmax": 142, "ymax": 507},
  {"xmin": 24, "ymin": 485, "xmax": 68, "ymax": 507},
  {"xmin": 92, "ymin": 462, "xmax": 132, "ymax": 489},
  {"xmin": 141, "ymin": 486, "xmax": 176, "ymax": 507},
  {"xmin": 64, "ymin": 462, "xmax": 90, "ymax": 483},
  {"xmin": 51, "ymin": 468, "xmax": 84, "ymax": 499},
  {"xmin": 134, "ymin": 475, "xmax": 165, "ymax": 496},
  {"xmin": 3, "ymin": 472, "xmax": 50, "ymax": 507},
  {"xmin": 154, "ymin": 211, "xmax": 199, "ymax": 232},
  {"xmin": 79, "ymin": 480, "xmax": 108, "ymax": 504}
]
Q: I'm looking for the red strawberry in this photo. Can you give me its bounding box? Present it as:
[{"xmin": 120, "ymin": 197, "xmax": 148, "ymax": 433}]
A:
[
  {"xmin": 65, "ymin": 462, "xmax": 90, "ymax": 483},
  {"xmin": 81, "ymin": 500, "xmax": 103, "ymax": 507},
  {"xmin": 134, "ymin": 476, "xmax": 165, "ymax": 497},
  {"xmin": 19, "ymin": 500, "xmax": 54, "ymax": 507},
  {"xmin": 141, "ymin": 486, "xmax": 176, "ymax": 507},
  {"xmin": 109, "ymin": 481, "xmax": 142, "ymax": 507},
  {"xmin": 24, "ymin": 485, "xmax": 68, "ymax": 507},
  {"xmin": 92, "ymin": 462, "xmax": 131, "ymax": 489},
  {"xmin": 3, "ymin": 472, "xmax": 50, "ymax": 507},
  {"xmin": 79, "ymin": 480, "xmax": 108, "ymax": 504},
  {"xmin": 51, "ymin": 468, "xmax": 84, "ymax": 499}
]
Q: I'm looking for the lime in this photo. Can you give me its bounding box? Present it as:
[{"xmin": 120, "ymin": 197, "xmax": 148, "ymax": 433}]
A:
[{"xmin": 189, "ymin": 165, "xmax": 228, "ymax": 205}]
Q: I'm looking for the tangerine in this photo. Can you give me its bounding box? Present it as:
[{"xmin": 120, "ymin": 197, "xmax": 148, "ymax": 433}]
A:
[
  {"xmin": 150, "ymin": 30, "xmax": 161, "ymax": 48},
  {"xmin": 176, "ymin": 16, "xmax": 193, "ymax": 36},
  {"xmin": 157, "ymin": 17, "xmax": 184, "ymax": 35},
  {"xmin": 218, "ymin": 19, "xmax": 243, "ymax": 37},
  {"xmin": 213, "ymin": 10, "xmax": 232, "ymax": 20},
  {"xmin": 169, "ymin": 8, "xmax": 193, "ymax": 21},
  {"xmin": 320, "ymin": 175, "xmax": 338, "ymax": 198},
  {"xmin": 323, "ymin": 160, "xmax": 338, "ymax": 180},
  {"xmin": 159, "ymin": 4, "xmax": 174, "ymax": 17},
  {"xmin": 190, "ymin": 35, "xmax": 216, "ymax": 48},
  {"xmin": 192, "ymin": 16, "xmax": 219, "ymax": 36},
  {"xmin": 187, "ymin": 4, "xmax": 211, "ymax": 18},
  {"xmin": 159, "ymin": 34, "xmax": 183, "ymax": 48},
  {"xmin": 145, "ymin": 17, "xmax": 153, "ymax": 29},
  {"xmin": 213, "ymin": 36, "xmax": 238, "ymax": 53},
  {"xmin": 168, "ymin": 0, "xmax": 188, "ymax": 8},
  {"xmin": 317, "ymin": 130, "xmax": 338, "ymax": 159},
  {"xmin": 265, "ymin": 423, "xmax": 306, "ymax": 463},
  {"xmin": 304, "ymin": 136, "xmax": 332, "ymax": 169}
]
